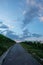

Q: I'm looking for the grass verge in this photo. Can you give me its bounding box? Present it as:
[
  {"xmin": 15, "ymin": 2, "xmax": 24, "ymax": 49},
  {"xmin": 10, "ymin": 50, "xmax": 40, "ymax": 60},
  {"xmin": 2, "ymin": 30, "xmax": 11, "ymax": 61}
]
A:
[{"xmin": 20, "ymin": 42, "xmax": 43, "ymax": 65}]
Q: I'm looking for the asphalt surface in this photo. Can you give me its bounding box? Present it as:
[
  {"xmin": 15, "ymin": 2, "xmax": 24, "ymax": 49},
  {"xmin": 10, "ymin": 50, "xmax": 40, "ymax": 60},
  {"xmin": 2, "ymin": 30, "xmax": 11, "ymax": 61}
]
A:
[{"xmin": 2, "ymin": 44, "xmax": 41, "ymax": 65}]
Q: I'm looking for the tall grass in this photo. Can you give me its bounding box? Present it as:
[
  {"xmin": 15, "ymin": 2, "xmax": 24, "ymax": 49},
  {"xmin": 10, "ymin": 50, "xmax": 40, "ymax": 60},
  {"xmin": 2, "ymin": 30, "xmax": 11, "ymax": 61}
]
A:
[{"xmin": 0, "ymin": 34, "xmax": 16, "ymax": 56}]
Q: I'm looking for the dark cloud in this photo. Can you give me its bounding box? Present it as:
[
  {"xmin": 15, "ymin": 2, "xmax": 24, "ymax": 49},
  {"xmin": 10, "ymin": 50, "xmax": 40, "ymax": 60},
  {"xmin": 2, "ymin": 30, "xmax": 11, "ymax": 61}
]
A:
[
  {"xmin": 23, "ymin": 29, "xmax": 30, "ymax": 37},
  {"xmin": 23, "ymin": 0, "xmax": 43, "ymax": 28},
  {"xmin": 22, "ymin": 29, "xmax": 31, "ymax": 40},
  {"xmin": 6, "ymin": 30, "xmax": 20, "ymax": 40},
  {"xmin": 0, "ymin": 21, "xmax": 3, "ymax": 24},
  {"xmin": 23, "ymin": 7, "xmax": 39, "ymax": 27},
  {"xmin": 32, "ymin": 33, "xmax": 42, "ymax": 38},
  {"xmin": 21, "ymin": 29, "xmax": 42, "ymax": 40},
  {"xmin": 23, "ymin": 29, "xmax": 29, "ymax": 36},
  {"xmin": 0, "ymin": 21, "xmax": 8, "ymax": 29},
  {"xmin": 0, "ymin": 24, "xmax": 8, "ymax": 29},
  {"xmin": 0, "ymin": 21, "xmax": 8, "ymax": 34},
  {"xmin": 0, "ymin": 29, "xmax": 20, "ymax": 40}
]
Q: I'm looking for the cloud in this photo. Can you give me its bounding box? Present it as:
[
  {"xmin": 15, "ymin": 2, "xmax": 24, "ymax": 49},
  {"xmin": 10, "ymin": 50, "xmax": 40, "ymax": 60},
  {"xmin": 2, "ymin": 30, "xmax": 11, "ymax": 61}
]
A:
[
  {"xmin": 0, "ymin": 21, "xmax": 8, "ymax": 36},
  {"xmin": 23, "ymin": 7, "xmax": 39, "ymax": 27},
  {"xmin": 0, "ymin": 21, "xmax": 3, "ymax": 24},
  {"xmin": 23, "ymin": 29, "xmax": 30, "ymax": 37},
  {"xmin": 26, "ymin": 0, "xmax": 36, "ymax": 5},
  {"xmin": 6, "ymin": 30, "xmax": 20, "ymax": 40},
  {"xmin": 32, "ymin": 33, "xmax": 42, "ymax": 38},
  {"xmin": 23, "ymin": 10, "xmax": 26, "ymax": 15},
  {"xmin": 23, "ymin": 0, "xmax": 43, "ymax": 28},
  {"xmin": 0, "ymin": 21, "xmax": 9, "ymax": 35},
  {"xmin": 2, "ymin": 31, "xmax": 7, "ymax": 35},
  {"xmin": 7, "ymin": 25, "xmax": 14, "ymax": 29},
  {"xmin": 21, "ymin": 29, "xmax": 32, "ymax": 40},
  {"xmin": 39, "ymin": 16, "xmax": 43, "ymax": 22},
  {"xmin": 20, "ymin": 28, "xmax": 42, "ymax": 41},
  {"xmin": 26, "ymin": 0, "xmax": 30, "ymax": 4},
  {"xmin": 0, "ymin": 24, "xmax": 8, "ymax": 29}
]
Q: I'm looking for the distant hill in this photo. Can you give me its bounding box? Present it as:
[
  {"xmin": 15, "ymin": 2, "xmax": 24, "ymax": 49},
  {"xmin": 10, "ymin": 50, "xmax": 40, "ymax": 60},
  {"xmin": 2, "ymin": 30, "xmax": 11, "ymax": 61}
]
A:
[{"xmin": 0, "ymin": 34, "xmax": 16, "ymax": 56}]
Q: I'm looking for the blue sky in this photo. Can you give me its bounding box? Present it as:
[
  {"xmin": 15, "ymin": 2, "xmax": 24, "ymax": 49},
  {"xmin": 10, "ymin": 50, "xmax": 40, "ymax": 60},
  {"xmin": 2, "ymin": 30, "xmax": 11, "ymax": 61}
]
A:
[{"xmin": 0, "ymin": 0, "xmax": 43, "ymax": 41}]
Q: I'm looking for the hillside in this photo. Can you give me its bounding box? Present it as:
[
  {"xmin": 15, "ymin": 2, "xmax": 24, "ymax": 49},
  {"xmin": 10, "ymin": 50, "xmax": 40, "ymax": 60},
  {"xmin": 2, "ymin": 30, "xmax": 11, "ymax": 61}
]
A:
[{"xmin": 0, "ymin": 34, "xmax": 16, "ymax": 56}]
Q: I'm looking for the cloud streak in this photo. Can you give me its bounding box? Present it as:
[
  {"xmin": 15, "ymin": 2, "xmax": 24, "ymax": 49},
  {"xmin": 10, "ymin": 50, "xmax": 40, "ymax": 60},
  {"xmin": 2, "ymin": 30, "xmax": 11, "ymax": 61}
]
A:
[
  {"xmin": 32, "ymin": 33, "xmax": 42, "ymax": 38},
  {"xmin": 23, "ymin": 0, "xmax": 43, "ymax": 27}
]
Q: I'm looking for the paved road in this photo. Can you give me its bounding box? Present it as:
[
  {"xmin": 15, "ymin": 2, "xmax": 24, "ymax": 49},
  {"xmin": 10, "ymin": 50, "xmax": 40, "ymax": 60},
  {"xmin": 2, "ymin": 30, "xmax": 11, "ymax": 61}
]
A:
[{"xmin": 2, "ymin": 44, "xmax": 41, "ymax": 65}]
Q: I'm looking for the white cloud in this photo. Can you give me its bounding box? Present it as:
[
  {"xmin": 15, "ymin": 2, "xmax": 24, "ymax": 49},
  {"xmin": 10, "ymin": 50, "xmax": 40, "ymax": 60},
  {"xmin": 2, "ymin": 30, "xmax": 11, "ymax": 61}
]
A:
[
  {"xmin": 19, "ymin": 34, "xmax": 23, "ymax": 38},
  {"xmin": 26, "ymin": 0, "xmax": 36, "ymax": 5},
  {"xmin": 26, "ymin": 0, "xmax": 43, "ymax": 23},
  {"xmin": 39, "ymin": 16, "xmax": 43, "ymax": 22},
  {"xmin": 30, "ymin": 0, "xmax": 36, "ymax": 6},
  {"xmin": 25, "ymin": 37, "xmax": 43, "ymax": 41},
  {"xmin": 23, "ymin": 10, "xmax": 26, "ymax": 15},
  {"xmin": 39, "ymin": 4, "xmax": 43, "ymax": 10},
  {"xmin": 26, "ymin": 0, "xmax": 30, "ymax": 4},
  {"xmin": 2, "ymin": 31, "xmax": 7, "ymax": 35},
  {"xmin": 0, "ymin": 29, "xmax": 7, "ymax": 34},
  {"xmin": 0, "ymin": 24, "xmax": 2, "ymax": 26},
  {"xmin": 7, "ymin": 25, "xmax": 14, "ymax": 29}
]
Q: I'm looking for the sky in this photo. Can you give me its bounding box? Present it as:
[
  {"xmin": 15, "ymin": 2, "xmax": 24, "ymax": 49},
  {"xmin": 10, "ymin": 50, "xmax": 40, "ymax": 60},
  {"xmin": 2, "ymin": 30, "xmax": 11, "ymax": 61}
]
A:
[{"xmin": 0, "ymin": 0, "xmax": 43, "ymax": 42}]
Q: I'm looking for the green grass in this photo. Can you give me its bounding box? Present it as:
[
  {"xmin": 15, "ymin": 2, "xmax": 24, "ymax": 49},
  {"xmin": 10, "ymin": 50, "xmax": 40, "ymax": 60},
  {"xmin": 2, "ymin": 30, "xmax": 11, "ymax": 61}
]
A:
[
  {"xmin": 0, "ymin": 34, "xmax": 16, "ymax": 56},
  {"xmin": 20, "ymin": 42, "xmax": 43, "ymax": 65}
]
